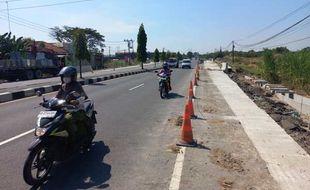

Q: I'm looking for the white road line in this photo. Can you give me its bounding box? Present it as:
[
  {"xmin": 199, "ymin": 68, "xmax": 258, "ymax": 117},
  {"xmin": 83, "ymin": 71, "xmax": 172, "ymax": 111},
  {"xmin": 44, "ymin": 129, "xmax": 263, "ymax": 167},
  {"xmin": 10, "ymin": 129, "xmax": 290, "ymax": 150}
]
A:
[
  {"xmin": 169, "ymin": 147, "xmax": 186, "ymax": 190},
  {"xmin": 169, "ymin": 83, "xmax": 197, "ymax": 189},
  {"xmin": 0, "ymin": 129, "xmax": 35, "ymax": 146},
  {"xmin": 129, "ymin": 83, "xmax": 144, "ymax": 91}
]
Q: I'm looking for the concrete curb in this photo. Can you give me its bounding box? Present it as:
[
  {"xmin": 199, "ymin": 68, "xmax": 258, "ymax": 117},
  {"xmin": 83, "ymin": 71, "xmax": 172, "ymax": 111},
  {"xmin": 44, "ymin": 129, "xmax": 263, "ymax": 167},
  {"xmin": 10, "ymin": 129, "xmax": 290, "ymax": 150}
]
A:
[{"xmin": 0, "ymin": 68, "xmax": 158, "ymax": 103}]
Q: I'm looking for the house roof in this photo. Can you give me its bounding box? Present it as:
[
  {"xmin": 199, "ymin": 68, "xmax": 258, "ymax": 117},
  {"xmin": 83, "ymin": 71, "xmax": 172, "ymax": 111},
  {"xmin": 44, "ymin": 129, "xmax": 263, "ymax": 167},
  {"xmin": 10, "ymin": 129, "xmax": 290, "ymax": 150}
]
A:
[{"xmin": 35, "ymin": 41, "xmax": 68, "ymax": 55}]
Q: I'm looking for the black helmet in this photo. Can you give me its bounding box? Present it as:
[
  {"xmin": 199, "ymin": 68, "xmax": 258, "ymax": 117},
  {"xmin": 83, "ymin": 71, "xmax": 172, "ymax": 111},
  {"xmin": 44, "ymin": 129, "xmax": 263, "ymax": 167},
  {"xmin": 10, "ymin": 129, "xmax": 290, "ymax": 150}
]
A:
[
  {"xmin": 162, "ymin": 62, "xmax": 169, "ymax": 69},
  {"xmin": 58, "ymin": 66, "xmax": 77, "ymax": 77}
]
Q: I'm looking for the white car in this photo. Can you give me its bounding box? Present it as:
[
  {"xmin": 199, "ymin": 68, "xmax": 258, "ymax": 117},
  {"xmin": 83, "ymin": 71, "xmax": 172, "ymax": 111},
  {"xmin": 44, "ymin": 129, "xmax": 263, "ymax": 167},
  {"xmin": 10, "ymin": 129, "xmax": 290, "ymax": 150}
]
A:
[{"xmin": 181, "ymin": 59, "xmax": 192, "ymax": 69}]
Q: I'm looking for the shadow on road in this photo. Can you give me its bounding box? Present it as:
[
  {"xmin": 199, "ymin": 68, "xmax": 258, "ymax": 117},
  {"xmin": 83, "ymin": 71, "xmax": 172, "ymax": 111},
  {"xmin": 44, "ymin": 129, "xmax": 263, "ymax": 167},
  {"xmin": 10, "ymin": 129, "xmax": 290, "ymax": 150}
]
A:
[
  {"xmin": 196, "ymin": 143, "xmax": 211, "ymax": 151},
  {"xmin": 32, "ymin": 141, "xmax": 111, "ymax": 190},
  {"xmin": 168, "ymin": 92, "xmax": 184, "ymax": 99}
]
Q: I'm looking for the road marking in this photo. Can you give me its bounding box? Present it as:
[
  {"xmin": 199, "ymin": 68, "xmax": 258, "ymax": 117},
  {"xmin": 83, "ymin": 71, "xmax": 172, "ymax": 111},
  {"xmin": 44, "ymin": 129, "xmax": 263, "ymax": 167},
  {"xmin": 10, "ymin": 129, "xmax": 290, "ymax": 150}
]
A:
[
  {"xmin": 169, "ymin": 83, "xmax": 196, "ymax": 189},
  {"xmin": 169, "ymin": 147, "xmax": 186, "ymax": 190},
  {"xmin": 129, "ymin": 83, "xmax": 144, "ymax": 91},
  {"xmin": 0, "ymin": 129, "xmax": 35, "ymax": 146}
]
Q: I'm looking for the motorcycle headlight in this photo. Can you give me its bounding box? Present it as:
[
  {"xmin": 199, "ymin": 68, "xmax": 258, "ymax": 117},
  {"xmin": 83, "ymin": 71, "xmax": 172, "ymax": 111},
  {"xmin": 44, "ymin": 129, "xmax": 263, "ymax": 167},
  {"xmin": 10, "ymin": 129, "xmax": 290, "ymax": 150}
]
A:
[{"xmin": 35, "ymin": 128, "xmax": 47, "ymax": 136}]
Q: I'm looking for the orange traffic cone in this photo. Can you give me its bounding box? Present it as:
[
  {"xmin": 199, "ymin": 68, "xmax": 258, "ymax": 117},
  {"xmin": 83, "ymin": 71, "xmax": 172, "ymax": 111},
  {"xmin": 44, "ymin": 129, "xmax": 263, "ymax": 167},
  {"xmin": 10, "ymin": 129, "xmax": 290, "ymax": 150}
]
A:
[
  {"xmin": 194, "ymin": 75, "xmax": 198, "ymax": 86},
  {"xmin": 188, "ymin": 97, "xmax": 197, "ymax": 118},
  {"xmin": 189, "ymin": 80, "xmax": 193, "ymax": 90},
  {"xmin": 189, "ymin": 88, "xmax": 194, "ymax": 99},
  {"xmin": 177, "ymin": 104, "xmax": 197, "ymax": 147}
]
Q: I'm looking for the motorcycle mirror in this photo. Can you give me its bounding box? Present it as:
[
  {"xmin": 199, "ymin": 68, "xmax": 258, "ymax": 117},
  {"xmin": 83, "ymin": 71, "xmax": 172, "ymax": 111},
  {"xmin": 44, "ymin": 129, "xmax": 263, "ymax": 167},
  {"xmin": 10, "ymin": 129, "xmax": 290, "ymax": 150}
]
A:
[{"xmin": 36, "ymin": 91, "xmax": 42, "ymax": 97}]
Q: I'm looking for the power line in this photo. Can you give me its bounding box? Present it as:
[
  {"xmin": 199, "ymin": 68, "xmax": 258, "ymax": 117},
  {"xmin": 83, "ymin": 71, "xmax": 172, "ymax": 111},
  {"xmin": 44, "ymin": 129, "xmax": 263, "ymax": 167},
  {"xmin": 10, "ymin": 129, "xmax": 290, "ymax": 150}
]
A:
[
  {"xmin": 0, "ymin": 16, "xmax": 49, "ymax": 33},
  {"xmin": 264, "ymin": 36, "xmax": 310, "ymax": 49},
  {"xmin": 235, "ymin": 14, "xmax": 310, "ymax": 48},
  {"xmin": 0, "ymin": 0, "xmax": 94, "ymax": 11},
  {"xmin": 0, "ymin": 12, "xmax": 50, "ymax": 30},
  {"xmin": 252, "ymin": 20, "xmax": 310, "ymax": 50},
  {"xmin": 237, "ymin": 1, "xmax": 310, "ymax": 41},
  {"xmin": 0, "ymin": 0, "xmax": 31, "ymax": 3},
  {"xmin": 222, "ymin": 41, "xmax": 233, "ymax": 51}
]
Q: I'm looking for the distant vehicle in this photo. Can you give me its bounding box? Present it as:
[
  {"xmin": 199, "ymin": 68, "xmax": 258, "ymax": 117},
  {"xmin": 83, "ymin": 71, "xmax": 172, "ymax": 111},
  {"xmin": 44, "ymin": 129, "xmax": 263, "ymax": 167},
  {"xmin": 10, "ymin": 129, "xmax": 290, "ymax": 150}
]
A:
[
  {"xmin": 181, "ymin": 59, "xmax": 192, "ymax": 69},
  {"xmin": 166, "ymin": 58, "xmax": 178, "ymax": 68},
  {"xmin": 0, "ymin": 52, "xmax": 62, "ymax": 81}
]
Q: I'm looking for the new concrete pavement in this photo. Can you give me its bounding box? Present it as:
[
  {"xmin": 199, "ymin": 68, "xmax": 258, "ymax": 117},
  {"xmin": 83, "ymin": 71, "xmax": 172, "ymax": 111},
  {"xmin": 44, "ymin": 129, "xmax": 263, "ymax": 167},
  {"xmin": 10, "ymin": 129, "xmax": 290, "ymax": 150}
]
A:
[{"xmin": 0, "ymin": 62, "xmax": 196, "ymax": 189}]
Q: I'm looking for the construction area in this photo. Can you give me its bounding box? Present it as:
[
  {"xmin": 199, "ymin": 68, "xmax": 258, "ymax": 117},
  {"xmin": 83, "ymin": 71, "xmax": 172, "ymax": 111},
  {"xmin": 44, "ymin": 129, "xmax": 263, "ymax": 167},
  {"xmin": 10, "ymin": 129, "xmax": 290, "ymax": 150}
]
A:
[{"xmin": 170, "ymin": 61, "xmax": 310, "ymax": 190}]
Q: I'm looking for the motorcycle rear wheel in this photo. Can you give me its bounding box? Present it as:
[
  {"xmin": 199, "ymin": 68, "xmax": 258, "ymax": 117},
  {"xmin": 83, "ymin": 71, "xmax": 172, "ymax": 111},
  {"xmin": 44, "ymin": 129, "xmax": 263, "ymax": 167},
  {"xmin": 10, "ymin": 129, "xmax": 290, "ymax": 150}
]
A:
[
  {"xmin": 160, "ymin": 85, "xmax": 167, "ymax": 99},
  {"xmin": 23, "ymin": 145, "xmax": 53, "ymax": 186}
]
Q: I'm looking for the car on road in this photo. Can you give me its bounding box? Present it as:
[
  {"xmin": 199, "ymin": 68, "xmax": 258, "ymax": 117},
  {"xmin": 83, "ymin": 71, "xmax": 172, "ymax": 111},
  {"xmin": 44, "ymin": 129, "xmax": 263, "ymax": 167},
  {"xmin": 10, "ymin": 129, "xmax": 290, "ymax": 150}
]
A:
[
  {"xmin": 181, "ymin": 59, "xmax": 192, "ymax": 69},
  {"xmin": 166, "ymin": 58, "xmax": 178, "ymax": 68}
]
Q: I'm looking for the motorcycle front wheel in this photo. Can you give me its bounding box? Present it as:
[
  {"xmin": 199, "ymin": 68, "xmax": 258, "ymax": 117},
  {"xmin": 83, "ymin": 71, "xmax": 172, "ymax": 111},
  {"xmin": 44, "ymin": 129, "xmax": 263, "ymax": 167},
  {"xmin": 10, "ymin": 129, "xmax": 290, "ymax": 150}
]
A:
[{"xmin": 23, "ymin": 145, "xmax": 53, "ymax": 186}]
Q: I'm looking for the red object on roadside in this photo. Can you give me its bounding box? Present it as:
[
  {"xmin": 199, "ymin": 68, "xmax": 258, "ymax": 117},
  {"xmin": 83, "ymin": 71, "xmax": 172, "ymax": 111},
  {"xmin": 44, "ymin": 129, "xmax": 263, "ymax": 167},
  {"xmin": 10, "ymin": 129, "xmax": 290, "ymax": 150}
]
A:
[
  {"xmin": 177, "ymin": 104, "xmax": 196, "ymax": 147},
  {"xmin": 188, "ymin": 97, "xmax": 195, "ymax": 118}
]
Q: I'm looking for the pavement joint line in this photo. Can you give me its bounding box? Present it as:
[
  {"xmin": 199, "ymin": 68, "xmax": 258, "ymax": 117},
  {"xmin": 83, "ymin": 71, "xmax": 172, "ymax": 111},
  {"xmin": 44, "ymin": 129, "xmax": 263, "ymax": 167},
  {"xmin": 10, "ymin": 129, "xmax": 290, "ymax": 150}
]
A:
[
  {"xmin": 0, "ymin": 129, "xmax": 35, "ymax": 147},
  {"xmin": 129, "ymin": 83, "xmax": 144, "ymax": 91},
  {"xmin": 169, "ymin": 147, "xmax": 186, "ymax": 190}
]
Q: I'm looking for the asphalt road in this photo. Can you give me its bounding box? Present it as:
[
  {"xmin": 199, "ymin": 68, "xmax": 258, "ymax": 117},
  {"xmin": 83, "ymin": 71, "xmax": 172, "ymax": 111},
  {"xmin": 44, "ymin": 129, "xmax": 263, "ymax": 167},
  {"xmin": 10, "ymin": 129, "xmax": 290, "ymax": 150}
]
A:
[
  {"xmin": 0, "ymin": 62, "xmax": 158, "ymax": 93},
  {"xmin": 0, "ymin": 61, "xmax": 196, "ymax": 189}
]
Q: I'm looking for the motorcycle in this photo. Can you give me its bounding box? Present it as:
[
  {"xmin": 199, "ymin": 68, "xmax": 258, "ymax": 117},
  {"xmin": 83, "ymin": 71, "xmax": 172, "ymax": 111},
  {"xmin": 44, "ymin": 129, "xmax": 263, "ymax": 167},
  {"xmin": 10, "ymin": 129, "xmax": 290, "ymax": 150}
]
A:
[
  {"xmin": 155, "ymin": 70, "xmax": 173, "ymax": 99},
  {"xmin": 158, "ymin": 75, "xmax": 169, "ymax": 99},
  {"xmin": 23, "ymin": 91, "xmax": 97, "ymax": 186}
]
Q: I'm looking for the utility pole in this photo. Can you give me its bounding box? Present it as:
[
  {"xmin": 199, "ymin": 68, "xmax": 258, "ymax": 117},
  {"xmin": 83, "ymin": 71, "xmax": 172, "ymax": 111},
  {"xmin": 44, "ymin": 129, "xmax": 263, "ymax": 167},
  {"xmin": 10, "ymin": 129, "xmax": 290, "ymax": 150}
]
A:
[
  {"xmin": 124, "ymin": 39, "xmax": 131, "ymax": 53},
  {"xmin": 130, "ymin": 39, "xmax": 134, "ymax": 64},
  {"xmin": 124, "ymin": 39, "xmax": 134, "ymax": 63},
  {"xmin": 232, "ymin": 41, "xmax": 235, "ymax": 64},
  {"xmin": 108, "ymin": 46, "xmax": 111, "ymax": 57},
  {"xmin": 130, "ymin": 39, "xmax": 134, "ymax": 53},
  {"xmin": 6, "ymin": 1, "xmax": 11, "ymax": 33}
]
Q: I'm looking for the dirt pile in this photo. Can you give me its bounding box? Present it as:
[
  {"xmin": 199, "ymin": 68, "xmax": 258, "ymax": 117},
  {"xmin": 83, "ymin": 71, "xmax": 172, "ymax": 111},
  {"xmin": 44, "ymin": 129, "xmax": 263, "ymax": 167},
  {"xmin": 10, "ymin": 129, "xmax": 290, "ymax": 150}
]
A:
[
  {"xmin": 167, "ymin": 115, "xmax": 183, "ymax": 126},
  {"xmin": 230, "ymin": 72, "xmax": 310, "ymax": 154},
  {"xmin": 210, "ymin": 148, "xmax": 245, "ymax": 174}
]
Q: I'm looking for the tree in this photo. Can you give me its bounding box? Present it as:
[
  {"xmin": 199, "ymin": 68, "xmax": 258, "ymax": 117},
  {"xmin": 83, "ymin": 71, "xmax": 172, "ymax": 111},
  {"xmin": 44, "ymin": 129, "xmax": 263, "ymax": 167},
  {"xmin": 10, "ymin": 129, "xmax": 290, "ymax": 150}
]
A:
[
  {"xmin": 273, "ymin": 46, "xmax": 289, "ymax": 54},
  {"xmin": 166, "ymin": 51, "xmax": 171, "ymax": 59},
  {"xmin": 177, "ymin": 51, "xmax": 182, "ymax": 61},
  {"xmin": 171, "ymin": 52, "xmax": 177, "ymax": 58},
  {"xmin": 0, "ymin": 32, "xmax": 30, "ymax": 59},
  {"xmin": 262, "ymin": 49, "xmax": 278, "ymax": 83},
  {"xmin": 160, "ymin": 50, "xmax": 166, "ymax": 61},
  {"xmin": 136, "ymin": 23, "xmax": 147, "ymax": 69},
  {"xmin": 74, "ymin": 30, "xmax": 89, "ymax": 79},
  {"xmin": 187, "ymin": 51, "xmax": 193, "ymax": 59},
  {"xmin": 50, "ymin": 26, "xmax": 104, "ymax": 52},
  {"xmin": 154, "ymin": 48, "xmax": 160, "ymax": 62}
]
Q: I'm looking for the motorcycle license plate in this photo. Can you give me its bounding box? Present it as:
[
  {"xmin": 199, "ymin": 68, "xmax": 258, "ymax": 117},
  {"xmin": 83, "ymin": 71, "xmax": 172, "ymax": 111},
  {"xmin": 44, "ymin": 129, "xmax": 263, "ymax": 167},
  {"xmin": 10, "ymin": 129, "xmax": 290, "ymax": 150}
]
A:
[{"xmin": 38, "ymin": 111, "xmax": 57, "ymax": 118}]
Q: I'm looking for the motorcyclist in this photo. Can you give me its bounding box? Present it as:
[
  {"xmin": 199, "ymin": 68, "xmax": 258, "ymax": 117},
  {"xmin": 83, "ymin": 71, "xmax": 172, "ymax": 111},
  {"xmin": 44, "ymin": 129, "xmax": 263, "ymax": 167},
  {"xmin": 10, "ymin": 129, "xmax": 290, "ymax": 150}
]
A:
[
  {"xmin": 56, "ymin": 66, "xmax": 88, "ymax": 147},
  {"xmin": 157, "ymin": 62, "xmax": 172, "ymax": 90}
]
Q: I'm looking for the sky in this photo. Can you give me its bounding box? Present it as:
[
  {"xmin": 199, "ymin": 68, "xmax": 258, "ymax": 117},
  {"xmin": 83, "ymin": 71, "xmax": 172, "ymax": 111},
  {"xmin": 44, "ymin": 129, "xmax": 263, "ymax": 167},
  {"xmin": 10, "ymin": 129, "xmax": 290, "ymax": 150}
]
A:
[{"xmin": 0, "ymin": 0, "xmax": 309, "ymax": 54}]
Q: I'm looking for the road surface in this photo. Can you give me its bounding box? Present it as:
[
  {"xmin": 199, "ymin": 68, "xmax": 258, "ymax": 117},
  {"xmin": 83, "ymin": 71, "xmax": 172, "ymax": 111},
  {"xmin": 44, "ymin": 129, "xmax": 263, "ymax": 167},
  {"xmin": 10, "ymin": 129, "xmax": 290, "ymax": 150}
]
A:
[
  {"xmin": 0, "ymin": 62, "xmax": 196, "ymax": 189},
  {"xmin": 0, "ymin": 62, "xmax": 158, "ymax": 94}
]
